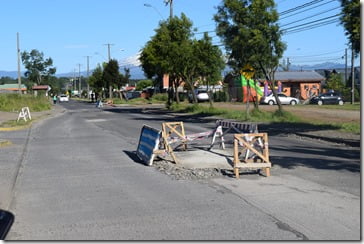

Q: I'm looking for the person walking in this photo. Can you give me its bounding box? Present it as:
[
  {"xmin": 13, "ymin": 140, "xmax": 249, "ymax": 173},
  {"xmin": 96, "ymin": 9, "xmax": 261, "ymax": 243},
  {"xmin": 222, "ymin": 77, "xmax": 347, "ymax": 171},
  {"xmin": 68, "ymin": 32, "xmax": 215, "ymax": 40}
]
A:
[{"xmin": 53, "ymin": 94, "xmax": 57, "ymax": 105}]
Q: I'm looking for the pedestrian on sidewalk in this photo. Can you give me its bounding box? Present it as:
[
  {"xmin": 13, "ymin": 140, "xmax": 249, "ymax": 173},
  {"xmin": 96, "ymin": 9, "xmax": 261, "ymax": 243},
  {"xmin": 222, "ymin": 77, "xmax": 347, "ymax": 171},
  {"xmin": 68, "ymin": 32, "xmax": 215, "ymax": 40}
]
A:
[{"xmin": 53, "ymin": 95, "xmax": 57, "ymax": 105}]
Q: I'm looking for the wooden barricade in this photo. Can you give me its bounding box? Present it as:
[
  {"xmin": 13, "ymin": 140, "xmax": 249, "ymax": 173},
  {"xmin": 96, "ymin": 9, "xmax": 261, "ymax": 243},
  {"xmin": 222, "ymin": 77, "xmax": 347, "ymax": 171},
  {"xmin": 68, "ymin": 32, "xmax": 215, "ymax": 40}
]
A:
[
  {"xmin": 233, "ymin": 133, "xmax": 271, "ymax": 178},
  {"xmin": 161, "ymin": 122, "xmax": 187, "ymax": 164}
]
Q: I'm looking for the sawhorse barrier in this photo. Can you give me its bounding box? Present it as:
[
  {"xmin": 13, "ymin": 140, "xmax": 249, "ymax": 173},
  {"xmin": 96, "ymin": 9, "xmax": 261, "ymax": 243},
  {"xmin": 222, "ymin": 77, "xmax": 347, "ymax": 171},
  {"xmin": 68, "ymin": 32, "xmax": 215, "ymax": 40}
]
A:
[
  {"xmin": 233, "ymin": 133, "xmax": 271, "ymax": 178},
  {"xmin": 136, "ymin": 121, "xmax": 271, "ymax": 178},
  {"xmin": 17, "ymin": 107, "xmax": 31, "ymax": 122},
  {"xmin": 209, "ymin": 120, "xmax": 259, "ymax": 150}
]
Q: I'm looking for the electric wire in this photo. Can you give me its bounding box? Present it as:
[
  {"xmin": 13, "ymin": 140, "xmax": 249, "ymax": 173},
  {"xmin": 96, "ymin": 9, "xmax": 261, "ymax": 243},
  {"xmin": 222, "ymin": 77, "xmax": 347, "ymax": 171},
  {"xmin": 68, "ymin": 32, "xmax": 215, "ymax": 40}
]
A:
[
  {"xmin": 279, "ymin": 0, "xmax": 325, "ymax": 15},
  {"xmin": 280, "ymin": 6, "xmax": 341, "ymax": 27},
  {"xmin": 282, "ymin": 13, "xmax": 341, "ymax": 31},
  {"xmin": 279, "ymin": 0, "xmax": 338, "ymax": 20}
]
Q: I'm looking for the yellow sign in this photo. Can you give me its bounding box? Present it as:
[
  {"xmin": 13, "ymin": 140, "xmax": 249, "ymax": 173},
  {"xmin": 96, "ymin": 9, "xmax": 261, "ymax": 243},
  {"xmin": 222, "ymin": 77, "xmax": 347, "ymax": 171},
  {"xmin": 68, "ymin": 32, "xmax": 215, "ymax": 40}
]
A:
[{"xmin": 240, "ymin": 64, "xmax": 255, "ymax": 79}]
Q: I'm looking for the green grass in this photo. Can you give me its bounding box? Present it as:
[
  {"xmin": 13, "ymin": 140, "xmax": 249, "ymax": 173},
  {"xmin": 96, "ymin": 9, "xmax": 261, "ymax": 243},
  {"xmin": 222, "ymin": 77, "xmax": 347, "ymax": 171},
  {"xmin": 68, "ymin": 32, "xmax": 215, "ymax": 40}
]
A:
[
  {"xmin": 171, "ymin": 103, "xmax": 302, "ymax": 122},
  {"xmin": 169, "ymin": 103, "xmax": 360, "ymax": 134},
  {"xmin": 0, "ymin": 94, "xmax": 52, "ymax": 112}
]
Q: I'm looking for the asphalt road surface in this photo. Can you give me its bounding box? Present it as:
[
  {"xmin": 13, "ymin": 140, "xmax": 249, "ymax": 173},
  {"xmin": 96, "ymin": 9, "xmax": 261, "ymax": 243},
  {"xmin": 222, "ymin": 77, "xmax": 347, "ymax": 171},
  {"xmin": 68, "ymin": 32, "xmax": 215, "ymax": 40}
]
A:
[{"xmin": 1, "ymin": 100, "xmax": 360, "ymax": 240}]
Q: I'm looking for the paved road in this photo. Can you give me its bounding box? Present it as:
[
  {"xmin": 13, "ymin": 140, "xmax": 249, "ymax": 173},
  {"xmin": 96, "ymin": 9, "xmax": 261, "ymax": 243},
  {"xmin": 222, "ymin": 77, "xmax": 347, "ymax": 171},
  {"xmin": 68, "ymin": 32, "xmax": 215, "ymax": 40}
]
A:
[{"xmin": 0, "ymin": 100, "xmax": 360, "ymax": 240}]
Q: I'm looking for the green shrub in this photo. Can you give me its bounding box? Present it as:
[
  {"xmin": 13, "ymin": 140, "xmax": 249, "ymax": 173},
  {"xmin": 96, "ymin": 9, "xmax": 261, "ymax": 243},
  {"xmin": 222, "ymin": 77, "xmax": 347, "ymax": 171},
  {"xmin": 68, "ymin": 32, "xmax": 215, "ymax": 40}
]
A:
[{"xmin": 151, "ymin": 93, "xmax": 168, "ymax": 102}]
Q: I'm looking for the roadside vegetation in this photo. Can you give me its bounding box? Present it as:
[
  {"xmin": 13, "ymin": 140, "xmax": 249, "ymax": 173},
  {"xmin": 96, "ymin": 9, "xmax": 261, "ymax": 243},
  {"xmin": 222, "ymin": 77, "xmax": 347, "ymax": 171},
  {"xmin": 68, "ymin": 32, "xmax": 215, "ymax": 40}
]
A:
[
  {"xmin": 169, "ymin": 102, "xmax": 360, "ymax": 134},
  {"xmin": 111, "ymin": 93, "xmax": 168, "ymax": 105},
  {"xmin": 0, "ymin": 94, "xmax": 51, "ymax": 112}
]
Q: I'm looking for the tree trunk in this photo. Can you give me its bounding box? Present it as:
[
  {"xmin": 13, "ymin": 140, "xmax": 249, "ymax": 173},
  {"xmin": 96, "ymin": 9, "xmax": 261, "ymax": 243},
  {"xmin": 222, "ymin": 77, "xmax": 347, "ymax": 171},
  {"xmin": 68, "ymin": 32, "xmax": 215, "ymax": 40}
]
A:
[
  {"xmin": 167, "ymin": 75, "xmax": 173, "ymax": 107},
  {"xmin": 258, "ymin": 61, "xmax": 283, "ymax": 112},
  {"xmin": 109, "ymin": 85, "xmax": 113, "ymax": 99}
]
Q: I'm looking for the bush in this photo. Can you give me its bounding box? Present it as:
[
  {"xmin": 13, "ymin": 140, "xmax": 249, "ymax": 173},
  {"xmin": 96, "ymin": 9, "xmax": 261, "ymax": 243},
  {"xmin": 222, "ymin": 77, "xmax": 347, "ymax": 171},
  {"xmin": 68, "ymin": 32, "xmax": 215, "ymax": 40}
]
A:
[{"xmin": 151, "ymin": 93, "xmax": 168, "ymax": 102}]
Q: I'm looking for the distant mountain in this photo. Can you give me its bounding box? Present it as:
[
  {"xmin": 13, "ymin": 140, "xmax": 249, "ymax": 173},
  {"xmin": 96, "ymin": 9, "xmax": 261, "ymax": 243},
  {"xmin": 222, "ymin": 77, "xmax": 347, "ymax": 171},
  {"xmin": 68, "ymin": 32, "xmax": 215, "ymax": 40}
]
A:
[
  {"xmin": 0, "ymin": 62, "xmax": 354, "ymax": 79},
  {"xmin": 289, "ymin": 62, "xmax": 346, "ymax": 71},
  {"xmin": 54, "ymin": 65, "xmax": 146, "ymax": 80},
  {"xmin": 0, "ymin": 71, "xmax": 25, "ymax": 78}
]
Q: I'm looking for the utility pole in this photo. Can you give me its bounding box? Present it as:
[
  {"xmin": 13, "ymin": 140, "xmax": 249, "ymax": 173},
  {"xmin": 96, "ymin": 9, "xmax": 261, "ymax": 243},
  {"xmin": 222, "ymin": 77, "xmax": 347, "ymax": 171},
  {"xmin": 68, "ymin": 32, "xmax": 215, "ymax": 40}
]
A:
[
  {"xmin": 169, "ymin": 0, "xmax": 173, "ymax": 19},
  {"xmin": 287, "ymin": 57, "xmax": 290, "ymax": 71},
  {"xmin": 165, "ymin": 0, "xmax": 174, "ymax": 105},
  {"xmin": 73, "ymin": 69, "xmax": 76, "ymax": 92},
  {"xmin": 104, "ymin": 43, "xmax": 114, "ymax": 61},
  {"xmin": 104, "ymin": 43, "xmax": 114, "ymax": 99},
  {"xmin": 17, "ymin": 32, "xmax": 22, "ymax": 94},
  {"xmin": 350, "ymin": 47, "xmax": 355, "ymax": 104},
  {"xmin": 78, "ymin": 64, "xmax": 82, "ymax": 97},
  {"xmin": 85, "ymin": 56, "xmax": 91, "ymax": 99},
  {"xmin": 344, "ymin": 48, "xmax": 348, "ymax": 83},
  {"xmin": 164, "ymin": 0, "xmax": 173, "ymax": 19}
]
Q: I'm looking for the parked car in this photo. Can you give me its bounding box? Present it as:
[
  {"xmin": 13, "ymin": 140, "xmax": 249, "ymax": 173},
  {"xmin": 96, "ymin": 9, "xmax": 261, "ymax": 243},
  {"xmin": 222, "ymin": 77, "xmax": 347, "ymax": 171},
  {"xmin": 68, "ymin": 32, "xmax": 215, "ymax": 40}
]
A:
[
  {"xmin": 310, "ymin": 92, "xmax": 344, "ymax": 105},
  {"xmin": 260, "ymin": 93, "xmax": 299, "ymax": 105},
  {"xmin": 189, "ymin": 90, "xmax": 210, "ymax": 102},
  {"xmin": 59, "ymin": 94, "xmax": 69, "ymax": 102}
]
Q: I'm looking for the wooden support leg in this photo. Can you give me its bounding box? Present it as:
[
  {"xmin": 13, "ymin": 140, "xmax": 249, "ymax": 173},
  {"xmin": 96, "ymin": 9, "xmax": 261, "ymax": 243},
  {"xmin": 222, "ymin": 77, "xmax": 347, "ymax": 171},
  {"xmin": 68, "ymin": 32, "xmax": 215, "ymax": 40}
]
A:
[
  {"xmin": 265, "ymin": 167, "xmax": 271, "ymax": 177},
  {"xmin": 234, "ymin": 167, "xmax": 240, "ymax": 179}
]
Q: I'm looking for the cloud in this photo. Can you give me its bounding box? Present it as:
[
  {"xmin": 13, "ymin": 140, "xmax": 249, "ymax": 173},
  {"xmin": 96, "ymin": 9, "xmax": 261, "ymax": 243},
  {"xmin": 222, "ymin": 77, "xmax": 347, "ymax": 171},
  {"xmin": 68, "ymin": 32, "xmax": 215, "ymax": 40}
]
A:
[
  {"xmin": 64, "ymin": 44, "xmax": 89, "ymax": 49},
  {"xmin": 119, "ymin": 52, "xmax": 141, "ymax": 66}
]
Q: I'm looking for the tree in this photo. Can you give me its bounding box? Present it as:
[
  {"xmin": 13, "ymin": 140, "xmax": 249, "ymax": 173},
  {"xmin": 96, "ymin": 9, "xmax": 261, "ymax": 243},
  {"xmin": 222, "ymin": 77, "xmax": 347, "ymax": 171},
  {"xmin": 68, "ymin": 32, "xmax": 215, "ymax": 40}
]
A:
[
  {"xmin": 194, "ymin": 33, "xmax": 225, "ymax": 105},
  {"xmin": 21, "ymin": 49, "xmax": 56, "ymax": 85},
  {"xmin": 89, "ymin": 64, "xmax": 105, "ymax": 98},
  {"xmin": 136, "ymin": 80, "xmax": 154, "ymax": 91},
  {"xmin": 326, "ymin": 73, "xmax": 345, "ymax": 91},
  {"xmin": 102, "ymin": 59, "xmax": 120, "ymax": 99},
  {"xmin": 120, "ymin": 68, "xmax": 131, "ymax": 86},
  {"xmin": 214, "ymin": 0, "xmax": 286, "ymax": 113},
  {"xmin": 140, "ymin": 13, "xmax": 225, "ymax": 105},
  {"xmin": 340, "ymin": 0, "xmax": 360, "ymax": 55}
]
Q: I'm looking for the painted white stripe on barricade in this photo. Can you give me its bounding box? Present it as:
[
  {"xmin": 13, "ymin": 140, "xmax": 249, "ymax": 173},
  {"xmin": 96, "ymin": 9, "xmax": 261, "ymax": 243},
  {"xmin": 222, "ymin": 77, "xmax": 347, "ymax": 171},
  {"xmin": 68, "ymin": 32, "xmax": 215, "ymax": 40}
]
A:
[{"xmin": 136, "ymin": 125, "xmax": 162, "ymax": 166}]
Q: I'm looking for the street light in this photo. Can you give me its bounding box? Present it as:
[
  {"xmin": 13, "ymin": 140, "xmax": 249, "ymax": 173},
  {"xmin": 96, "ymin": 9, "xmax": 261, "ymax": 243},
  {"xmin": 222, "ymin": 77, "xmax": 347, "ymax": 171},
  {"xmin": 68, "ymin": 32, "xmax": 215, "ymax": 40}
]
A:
[{"xmin": 144, "ymin": 3, "xmax": 164, "ymax": 19}]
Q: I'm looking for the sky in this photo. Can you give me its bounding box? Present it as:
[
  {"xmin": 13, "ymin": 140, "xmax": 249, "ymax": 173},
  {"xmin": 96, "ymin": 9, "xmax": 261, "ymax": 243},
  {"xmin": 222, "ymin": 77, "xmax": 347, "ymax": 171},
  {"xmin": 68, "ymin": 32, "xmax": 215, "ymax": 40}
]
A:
[{"xmin": 0, "ymin": 0, "xmax": 360, "ymax": 75}]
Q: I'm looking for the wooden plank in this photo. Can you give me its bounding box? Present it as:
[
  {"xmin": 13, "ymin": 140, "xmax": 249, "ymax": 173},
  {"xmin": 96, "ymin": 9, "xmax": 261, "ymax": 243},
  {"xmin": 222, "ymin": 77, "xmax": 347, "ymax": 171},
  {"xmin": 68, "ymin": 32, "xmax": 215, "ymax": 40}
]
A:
[
  {"xmin": 234, "ymin": 138, "xmax": 240, "ymax": 179},
  {"xmin": 234, "ymin": 162, "xmax": 272, "ymax": 168}
]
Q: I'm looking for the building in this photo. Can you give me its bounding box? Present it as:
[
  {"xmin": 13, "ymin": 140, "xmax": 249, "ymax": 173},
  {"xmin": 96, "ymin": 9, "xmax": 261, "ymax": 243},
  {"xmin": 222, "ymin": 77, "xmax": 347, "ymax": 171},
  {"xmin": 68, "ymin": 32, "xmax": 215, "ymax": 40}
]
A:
[
  {"xmin": 225, "ymin": 71, "xmax": 326, "ymax": 102},
  {"xmin": 273, "ymin": 71, "xmax": 325, "ymax": 100},
  {"xmin": 32, "ymin": 85, "xmax": 51, "ymax": 96},
  {"xmin": 0, "ymin": 84, "xmax": 27, "ymax": 94}
]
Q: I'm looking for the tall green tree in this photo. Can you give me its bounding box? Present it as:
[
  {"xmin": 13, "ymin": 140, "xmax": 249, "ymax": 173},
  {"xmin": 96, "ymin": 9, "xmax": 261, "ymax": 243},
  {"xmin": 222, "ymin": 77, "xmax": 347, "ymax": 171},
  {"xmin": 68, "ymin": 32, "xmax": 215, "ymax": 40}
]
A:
[
  {"xmin": 340, "ymin": 0, "xmax": 360, "ymax": 55},
  {"xmin": 214, "ymin": 0, "xmax": 286, "ymax": 112},
  {"xmin": 89, "ymin": 64, "xmax": 105, "ymax": 97},
  {"xmin": 194, "ymin": 33, "xmax": 225, "ymax": 105},
  {"xmin": 140, "ymin": 14, "xmax": 225, "ymax": 105},
  {"xmin": 21, "ymin": 49, "xmax": 56, "ymax": 85},
  {"xmin": 102, "ymin": 59, "xmax": 120, "ymax": 99}
]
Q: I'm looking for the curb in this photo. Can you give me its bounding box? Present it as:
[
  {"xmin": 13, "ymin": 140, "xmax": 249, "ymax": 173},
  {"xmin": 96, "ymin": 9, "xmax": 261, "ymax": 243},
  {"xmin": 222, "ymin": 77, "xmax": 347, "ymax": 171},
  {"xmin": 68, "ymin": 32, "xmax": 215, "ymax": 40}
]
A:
[{"xmin": 0, "ymin": 123, "xmax": 32, "ymax": 132}]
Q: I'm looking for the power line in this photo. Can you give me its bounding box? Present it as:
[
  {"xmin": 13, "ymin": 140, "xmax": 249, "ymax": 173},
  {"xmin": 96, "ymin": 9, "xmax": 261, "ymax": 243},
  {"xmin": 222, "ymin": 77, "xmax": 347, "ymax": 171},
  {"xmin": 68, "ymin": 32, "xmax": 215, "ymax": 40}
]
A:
[
  {"xmin": 285, "ymin": 50, "xmax": 344, "ymax": 58},
  {"xmin": 282, "ymin": 13, "xmax": 341, "ymax": 32},
  {"xmin": 279, "ymin": 0, "xmax": 337, "ymax": 20},
  {"xmin": 289, "ymin": 57, "xmax": 343, "ymax": 63},
  {"xmin": 280, "ymin": 6, "xmax": 341, "ymax": 27},
  {"xmin": 279, "ymin": 0, "xmax": 325, "ymax": 15},
  {"xmin": 283, "ymin": 18, "xmax": 340, "ymax": 34}
]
